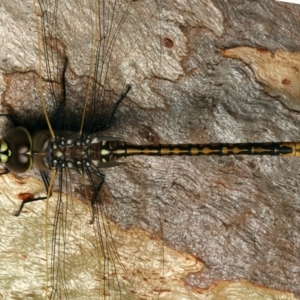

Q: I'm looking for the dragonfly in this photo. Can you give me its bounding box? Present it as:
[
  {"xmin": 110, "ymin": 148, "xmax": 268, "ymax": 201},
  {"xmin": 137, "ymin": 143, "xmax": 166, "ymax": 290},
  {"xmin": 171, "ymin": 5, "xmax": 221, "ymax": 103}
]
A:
[{"xmin": 1, "ymin": 0, "xmax": 300, "ymax": 299}]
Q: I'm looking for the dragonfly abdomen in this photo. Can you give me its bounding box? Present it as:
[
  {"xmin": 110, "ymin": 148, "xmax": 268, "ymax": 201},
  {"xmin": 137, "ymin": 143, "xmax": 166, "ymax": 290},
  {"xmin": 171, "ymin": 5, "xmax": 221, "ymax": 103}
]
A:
[{"xmin": 106, "ymin": 141, "xmax": 300, "ymax": 159}]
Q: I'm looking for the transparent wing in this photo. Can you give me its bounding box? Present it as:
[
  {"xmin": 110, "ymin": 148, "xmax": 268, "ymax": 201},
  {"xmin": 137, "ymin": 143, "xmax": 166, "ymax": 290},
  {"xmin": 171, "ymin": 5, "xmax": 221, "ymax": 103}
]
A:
[
  {"xmin": 37, "ymin": 0, "xmax": 163, "ymax": 130},
  {"xmin": 35, "ymin": 0, "xmax": 165, "ymax": 298}
]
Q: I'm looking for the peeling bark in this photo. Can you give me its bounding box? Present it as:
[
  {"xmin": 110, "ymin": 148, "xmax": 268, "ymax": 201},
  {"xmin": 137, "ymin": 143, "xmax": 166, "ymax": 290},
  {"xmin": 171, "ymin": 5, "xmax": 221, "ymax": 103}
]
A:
[{"xmin": 0, "ymin": 0, "xmax": 300, "ymax": 299}]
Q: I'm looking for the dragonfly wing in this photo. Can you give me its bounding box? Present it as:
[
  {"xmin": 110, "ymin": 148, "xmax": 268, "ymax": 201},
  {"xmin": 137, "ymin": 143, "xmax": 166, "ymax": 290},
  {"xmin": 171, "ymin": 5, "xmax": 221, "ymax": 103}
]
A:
[{"xmin": 36, "ymin": 0, "xmax": 166, "ymax": 298}]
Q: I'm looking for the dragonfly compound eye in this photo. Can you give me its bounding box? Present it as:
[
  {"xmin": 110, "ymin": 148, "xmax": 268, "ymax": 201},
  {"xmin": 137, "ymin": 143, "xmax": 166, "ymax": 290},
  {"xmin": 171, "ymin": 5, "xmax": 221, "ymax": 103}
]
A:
[{"xmin": 0, "ymin": 140, "xmax": 9, "ymax": 162}]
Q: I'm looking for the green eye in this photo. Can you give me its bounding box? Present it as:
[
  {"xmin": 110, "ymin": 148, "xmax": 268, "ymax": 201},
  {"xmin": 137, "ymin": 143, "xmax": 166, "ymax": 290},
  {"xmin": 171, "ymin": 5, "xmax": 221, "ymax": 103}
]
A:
[
  {"xmin": 0, "ymin": 154, "xmax": 8, "ymax": 163},
  {"xmin": 0, "ymin": 140, "xmax": 8, "ymax": 152}
]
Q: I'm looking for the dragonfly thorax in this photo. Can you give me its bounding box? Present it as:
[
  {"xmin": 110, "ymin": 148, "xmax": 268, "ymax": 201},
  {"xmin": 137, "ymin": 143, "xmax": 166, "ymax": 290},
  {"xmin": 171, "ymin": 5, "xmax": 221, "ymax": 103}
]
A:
[
  {"xmin": 49, "ymin": 134, "xmax": 93, "ymax": 173},
  {"xmin": 31, "ymin": 131, "xmax": 125, "ymax": 173}
]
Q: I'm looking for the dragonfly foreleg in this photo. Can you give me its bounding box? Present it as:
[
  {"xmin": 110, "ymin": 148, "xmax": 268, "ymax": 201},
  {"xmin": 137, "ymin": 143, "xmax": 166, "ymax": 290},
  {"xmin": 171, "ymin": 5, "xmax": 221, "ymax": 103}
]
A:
[
  {"xmin": 0, "ymin": 113, "xmax": 17, "ymax": 126},
  {"xmin": 0, "ymin": 168, "xmax": 10, "ymax": 175},
  {"xmin": 14, "ymin": 171, "xmax": 51, "ymax": 216}
]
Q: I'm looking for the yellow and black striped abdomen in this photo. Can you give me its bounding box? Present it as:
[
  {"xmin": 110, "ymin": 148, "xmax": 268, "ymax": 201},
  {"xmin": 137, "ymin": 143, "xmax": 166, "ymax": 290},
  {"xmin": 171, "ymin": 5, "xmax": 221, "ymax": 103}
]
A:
[
  {"xmin": 110, "ymin": 142, "xmax": 300, "ymax": 158},
  {"xmin": 83, "ymin": 140, "xmax": 300, "ymax": 169}
]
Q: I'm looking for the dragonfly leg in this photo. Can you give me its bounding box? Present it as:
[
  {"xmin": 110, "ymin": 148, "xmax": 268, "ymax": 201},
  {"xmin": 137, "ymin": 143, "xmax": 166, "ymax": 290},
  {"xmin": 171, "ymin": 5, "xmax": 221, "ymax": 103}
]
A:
[
  {"xmin": 14, "ymin": 195, "xmax": 48, "ymax": 216},
  {"xmin": 14, "ymin": 171, "xmax": 51, "ymax": 216},
  {"xmin": 51, "ymin": 58, "xmax": 68, "ymax": 124},
  {"xmin": 0, "ymin": 114, "xmax": 17, "ymax": 126},
  {"xmin": 0, "ymin": 168, "xmax": 10, "ymax": 175},
  {"xmin": 88, "ymin": 169, "xmax": 105, "ymax": 224},
  {"xmin": 100, "ymin": 85, "xmax": 131, "ymax": 131}
]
